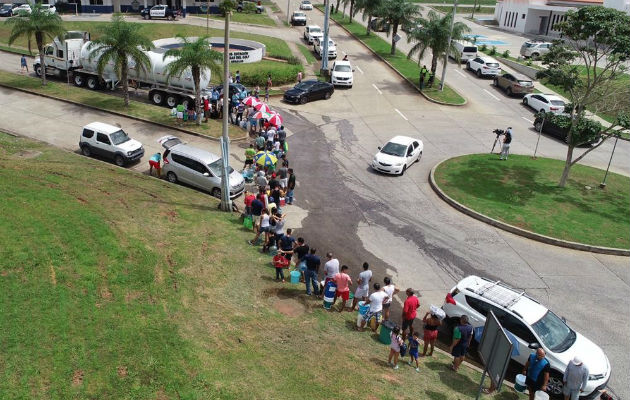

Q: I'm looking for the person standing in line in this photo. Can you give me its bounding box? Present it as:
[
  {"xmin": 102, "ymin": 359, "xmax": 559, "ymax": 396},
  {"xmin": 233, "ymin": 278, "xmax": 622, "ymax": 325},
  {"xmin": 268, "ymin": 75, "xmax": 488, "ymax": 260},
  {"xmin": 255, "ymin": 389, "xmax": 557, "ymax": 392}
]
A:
[
  {"xmin": 244, "ymin": 144, "xmax": 256, "ymax": 169},
  {"xmin": 303, "ymin": 248, "xmax": 321, "ymax": 296},
  {"xmin": 250, "ymin": 195, "xmax": 264, "ymax": 233},
  {"xmin": 388, "ymin": 326, "xmax": 403, "ymax": 370},
  {"xmin": 563, "ymin": 357, "xmax": 588, "ymax": 400},
  {"xmin": 323, "ymin": 252, "xmax": 340, "ymax": 288},
  {"xmin": 236, "ymin": 101, "xmax": 245, "ymax": 125},
  {"xmin": 449, "ymin": 315, "xmax": 473, "ymax": 372},
  {"xmin": 382, "ymin": 277, "xmax": 399, "ymax": 321},
  {"xmin": 292, "ymin": 237, "xmax": 309, "ymax": 280},
  {"xmin": 278, "ymin": 228, "xmax": 296, "ymax": 263},
  {"xmin": 21, "ymin": 55, "xmax": 29, "ymax": 73},
  {"xmin": 351, "ymin": 262, "xmax": 372, "ymax": 311},
  {"xmin": 401, "ymin": 288, "xmax": 420, "ymax": 340},
  {"xmin": 331, "ymin": 265, "xmax": 352, "ymax": 312},
  {"xmin": 202, "ymin": 96, "xmax": 210, "ymax": 122},
  {"xmin": 421, "ymin": 311, "xmax": 441, "ymax": 357},
  {"xmin": 276, "ymin": 164, "xmax": 288, "ymax": 190},
  {"xmin": 359, "ymin": 283, "xmax": 389, "ymax": 332},
  {"xmin": 523, "ymin": 348, "xmax": 550, "ymax": 400},
  {"xmin": 286, "ymin": 169, "xmax": 296, "ymax": 205},
  {"xmin": 499, "ymin": 127, "xmax": 513, "ymax": 160},
  {"xmin": 249, "ymin": 208, "xmax": 271, "ymax": 249},
  {"xmin": 235, "ymin": 70, "xmax": 241, "ymax": 84}
]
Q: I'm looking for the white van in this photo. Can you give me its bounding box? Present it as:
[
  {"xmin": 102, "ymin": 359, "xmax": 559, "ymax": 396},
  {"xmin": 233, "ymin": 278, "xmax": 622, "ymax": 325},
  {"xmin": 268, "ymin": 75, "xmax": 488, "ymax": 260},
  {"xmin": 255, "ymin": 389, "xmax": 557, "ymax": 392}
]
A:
[{"xmin": 451, "ymin": 40, "xmax": 478, "ymax": 63}]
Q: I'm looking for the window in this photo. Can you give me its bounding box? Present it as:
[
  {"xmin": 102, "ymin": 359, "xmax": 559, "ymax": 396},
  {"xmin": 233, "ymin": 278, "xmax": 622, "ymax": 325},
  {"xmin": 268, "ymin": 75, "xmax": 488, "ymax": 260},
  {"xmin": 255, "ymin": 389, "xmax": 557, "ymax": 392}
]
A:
[
  {"xmin": 172, "ymin": 154, "xmax": 194, "ymax": 169},
  {"xmin": 57, "ymin": 49, "xmax": 64, "ymax": 58},
  {"xmin": 412, "ymin": 141, "xmax": 419, "ymax": 149},
  {"xmin": 501, "ymin": 314, "xmax": 537, "ymax": 343},
  {"xmin": 465, "ymin": 295, "xmax": 490, "ymax": 317},
  {"xmin": 522, "ymin": 13, "xmax": 525, "ymax": 19},
  {"xmin": 89, "ymin": 0, "xmax": 103, "ymax": 5},
  {"xmin": 190, "ymin": 160, "xmax": 209, "ymax": 175},
  {"xmin": 96, "ymin": 133, "xmax": 110, "ymax": 144},
  {"xmin": 45, "ymin": 46, "xmax": 54, "ymax": 56},
  {"xmin": 82, "ymin": 129, "xmax": 94, "ymax": 138}
]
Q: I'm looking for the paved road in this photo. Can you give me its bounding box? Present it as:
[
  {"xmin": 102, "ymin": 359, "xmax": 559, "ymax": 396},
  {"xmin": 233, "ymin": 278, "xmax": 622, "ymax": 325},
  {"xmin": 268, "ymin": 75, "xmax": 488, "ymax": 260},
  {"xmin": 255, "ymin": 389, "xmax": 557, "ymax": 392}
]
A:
[{"xmin": 269, "ymin": 3, "xmax": 630, "ymax": 399}]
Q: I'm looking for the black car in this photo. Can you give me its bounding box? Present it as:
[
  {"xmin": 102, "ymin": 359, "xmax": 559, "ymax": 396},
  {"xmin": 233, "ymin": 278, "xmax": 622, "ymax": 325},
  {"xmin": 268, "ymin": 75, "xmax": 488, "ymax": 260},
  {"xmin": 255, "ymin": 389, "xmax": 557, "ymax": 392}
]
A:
[
  {"xmin": 533, "ymin": 115, "xmax": 600, "ymax": 145},
  {"xmin": 283, "ymin": 80, "xmax": 334, "ymax": 104},
  {"xmin": 0, "ymin": 4, "xmax": 13, "ymax": 16}
]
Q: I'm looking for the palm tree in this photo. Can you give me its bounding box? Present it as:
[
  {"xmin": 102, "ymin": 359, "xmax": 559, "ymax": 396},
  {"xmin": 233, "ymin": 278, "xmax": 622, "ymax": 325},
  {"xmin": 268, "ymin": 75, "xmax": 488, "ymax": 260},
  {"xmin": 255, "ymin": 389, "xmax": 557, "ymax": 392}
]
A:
[
  {"xmin": 6, "ymin": 3, "xmax": 66, "ymax": 86},
  {"xmin": 380, "ymin": 0, "xmax": 421, "ymax": 55},
  {"xmin": 407, "ymin": 10, "xmax": 470, "ymax": 77},
  {"xmin": 353, "ymin": 0, "xmax": 384, "ymax": 35},
  {"xmin": 87, "ymin": 15, "xmax": 153, "ymax": 107},
  {"xmin": 162, "ymin": 35, "xmax": 222, "ymax": 126}
]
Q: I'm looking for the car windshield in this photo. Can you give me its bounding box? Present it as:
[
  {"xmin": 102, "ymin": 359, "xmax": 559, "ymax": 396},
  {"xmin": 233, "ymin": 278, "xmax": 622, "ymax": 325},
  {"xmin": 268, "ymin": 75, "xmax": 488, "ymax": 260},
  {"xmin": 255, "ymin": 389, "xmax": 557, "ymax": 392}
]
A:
[
  {"xmin": 531, "ymin": 310, "xmax": 576, "ymax": 352},
  {"xmin": 550, "ymin": 100, "xmax": 565, "ymax": 106},
  {"xmin": 311, "ymin": 27, "xmax": 321, "ymax": 33},
  {"xmin": 295, "ymin": 81, "xmax": 316, "ymax": 90},
  {"xmin": 525, "ymin": 43, "xmax": 537, "ymax": 48},
  {"xmin": 380, "ymin": 142, "xmax": 407, "ymax": 157},
  {"xmin": 334, "ymin": 65, "xmax": 352, "ymax": 72},
  {"xmin": 487, "ymin": 62, "xmax": 499, "ymax": 67},
  {"xmin": 110, "ymin": 130, "xmax": 131, "ymax": 145},
  {"xmin": 302, "ymin": 0, "xmax": 310, "ymax": 3},
  {"xmin": 295, "ymin": 12, "xmax": 305, "ymax": 16},
  {"xmin": 518, "ymin": 80, "xmax": 533, "ymax": 86},
  {"xmin": 1, "ymin": 5, "xmax": 11, "ymax": 9},
  {"xmin": 208, "ymin": 159, "xmax": 234, "ymax": 177},
  {"xmin": 464, "ymin": 47, "xmax": 477, "ymax": 53}
]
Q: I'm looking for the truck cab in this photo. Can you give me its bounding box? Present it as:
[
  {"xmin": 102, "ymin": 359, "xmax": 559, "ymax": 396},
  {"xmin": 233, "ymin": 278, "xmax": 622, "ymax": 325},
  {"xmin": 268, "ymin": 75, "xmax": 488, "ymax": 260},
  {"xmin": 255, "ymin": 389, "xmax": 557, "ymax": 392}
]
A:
[{"xmin": 34, "ymin": 31, "xmax": 89, "ymax": 78}]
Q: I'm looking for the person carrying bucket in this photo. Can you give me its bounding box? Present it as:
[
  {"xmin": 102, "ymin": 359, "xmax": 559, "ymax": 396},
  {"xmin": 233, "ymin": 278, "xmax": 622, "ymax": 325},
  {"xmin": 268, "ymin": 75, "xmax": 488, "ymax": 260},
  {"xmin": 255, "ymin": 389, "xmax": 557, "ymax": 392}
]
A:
[
  {"xmin": 523, "ymin": 348, "xmax": 550, "ymax": 400},
  {"xmin": 331, "ymin": 265, "xmax": 352, "ymax": 313}
]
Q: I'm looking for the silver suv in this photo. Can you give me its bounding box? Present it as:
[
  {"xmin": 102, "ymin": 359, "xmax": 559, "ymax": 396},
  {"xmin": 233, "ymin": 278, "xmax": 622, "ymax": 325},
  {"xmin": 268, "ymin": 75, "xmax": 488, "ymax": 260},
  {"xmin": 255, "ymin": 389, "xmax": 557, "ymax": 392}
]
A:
[
  {"xmin": 159, "ymin": 136, "xmax": 245, "ymax": 199},
  {"xmin": 520, "ymin": 41, "xmax": 552, "ymax": 59}
]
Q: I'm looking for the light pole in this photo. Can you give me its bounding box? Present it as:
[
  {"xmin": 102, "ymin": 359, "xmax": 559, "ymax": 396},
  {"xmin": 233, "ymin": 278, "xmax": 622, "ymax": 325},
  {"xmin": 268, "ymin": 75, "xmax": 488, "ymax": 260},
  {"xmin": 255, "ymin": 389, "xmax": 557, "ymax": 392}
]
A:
[
  {"xmin": 439, "ymin": 0, "xmax": 457, "ymax": 91},
  {"xmin": 220, "ymin": 6, "xmax": 232, "ymax": 211},
  {"xmin": 600, "ymin": 136, "xmax": 619, "ymax": 189},
  {"xmin": 286, "ymin": 0, "xmax": 291, "ymax": 25},
  {"xmin": 320, "ymin": 0, "xmax": 330, "ymax": 74}
]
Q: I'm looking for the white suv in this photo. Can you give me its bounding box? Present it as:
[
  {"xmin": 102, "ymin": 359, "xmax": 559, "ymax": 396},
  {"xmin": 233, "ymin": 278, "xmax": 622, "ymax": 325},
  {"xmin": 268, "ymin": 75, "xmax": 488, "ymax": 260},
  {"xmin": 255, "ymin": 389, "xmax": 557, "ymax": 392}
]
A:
[
  {"xmin": 79, "ymin": 122, "xmax": 144, "ymax": 167},
  {"xmin": 303, "ymin": 25, "xmax": 323, "ymax": 44},
  {"xmin": 520, "ymin": 41, "xmax": 552, "ymax": 59},
  {"xmin": 330, "ymin": 60, "xmax": 354, "ymax": 87},
  {"xmin": 442, "ymin": 276, "xmax": 610, "ymax": 398},
  {"xmin": 466, "ymin": 56, "xmax": 501, "ymax": 78},
  {"xmin": 313, "ymin": 37, "xmax": 337, "ymax": 59}
]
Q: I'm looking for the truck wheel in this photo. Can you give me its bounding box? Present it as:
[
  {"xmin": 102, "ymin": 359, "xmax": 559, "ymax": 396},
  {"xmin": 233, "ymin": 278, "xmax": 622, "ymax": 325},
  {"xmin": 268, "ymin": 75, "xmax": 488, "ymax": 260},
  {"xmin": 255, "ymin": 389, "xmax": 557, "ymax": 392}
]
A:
[
  {"xmin": 74, "ymin": 74, "xmax": 85, "ymax": 87},
  {"xmin": 114, "ymin": 155, "xmax": 125, "ymax": 167},
  {"xmin": 165, "ymin": 94, "xmax": 179, "ymax": 108},
  {"xmin": 35, "ymin": 65, "xmax": 43, "ymax": 77},
  {"xmin": 86, "ymin": 76, "xmax": 100, "ymax": 90},
  {"xmin": 181, "ymin": 98, "xmax": 191, "ymax": 110},
  {"xmin": 151, "ymin": 91, "xmax": 164, "ymax": 106}
]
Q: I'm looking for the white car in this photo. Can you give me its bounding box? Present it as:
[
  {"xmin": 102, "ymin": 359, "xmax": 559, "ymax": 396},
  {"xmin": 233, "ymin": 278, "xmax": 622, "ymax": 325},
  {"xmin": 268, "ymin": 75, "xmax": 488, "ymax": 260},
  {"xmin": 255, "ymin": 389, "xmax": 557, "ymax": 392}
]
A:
[
  {"xmin": 12, "ymin": 4, "xmax": 32, "ymax": 14},
  {"xmin": 314, "ymin": 37, "xmax": 337, "ymax": 59},
  {"xmin": 466, "ymin": 56, "xmax": 501, "ymax": 78},
  {"xmin": 303, "ymin": 25, "xmax": 323, "ymax": 44},
  {"xmin": 523, "ymin": 93, "xmax": 566, "ymax": 114},
  {"xmin": 442, "ymin": 276, "xmax": 610, "ymax": 398},
  {"xmin": 299, "ymin": 0, "xmax": 313, "ymax": 10},
  {"xmin": 520, "ymin": 41, "xmax": 552, "ymax": 59},
  {"xmin": 79, "ymin": 122, "xmax": 144, "ymax": 167},
  {"xmin": 41, "ymin": 4, "xmax": 56, "ymax": 14},
  {"xmin": 330, "ymin": 60, "xmax": 353, "ymax": 87},
  {"xmin": 371, "ymin": 136, "xmax": 423, "ymax": 175},
  {"xmin": 291, "ymin": 10, "xmax": 307, "ymax": 26}
]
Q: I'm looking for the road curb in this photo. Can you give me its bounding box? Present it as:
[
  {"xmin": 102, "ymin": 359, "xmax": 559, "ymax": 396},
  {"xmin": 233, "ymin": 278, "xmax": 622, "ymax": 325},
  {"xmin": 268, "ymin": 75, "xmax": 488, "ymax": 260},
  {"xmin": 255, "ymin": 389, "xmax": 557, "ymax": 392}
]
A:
[
  {"xmin": 429, "ymin": 157, "xmax": 630, "ymax": 257},
  {"xmin": 317, "ymin": 8, "xmax": 466, "ymax": 106},
  {"xmin": 0, "ymin": 82, "xmax": 249, "ymax": 143}
]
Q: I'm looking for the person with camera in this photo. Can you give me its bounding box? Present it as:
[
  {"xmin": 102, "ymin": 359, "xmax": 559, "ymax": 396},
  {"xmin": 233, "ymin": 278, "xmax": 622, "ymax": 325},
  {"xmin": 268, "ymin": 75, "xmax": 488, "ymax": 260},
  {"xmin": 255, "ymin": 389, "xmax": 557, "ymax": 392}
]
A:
[{"xmin": 499, "ymin": 127, "xmax": 513, "ymax": 160}]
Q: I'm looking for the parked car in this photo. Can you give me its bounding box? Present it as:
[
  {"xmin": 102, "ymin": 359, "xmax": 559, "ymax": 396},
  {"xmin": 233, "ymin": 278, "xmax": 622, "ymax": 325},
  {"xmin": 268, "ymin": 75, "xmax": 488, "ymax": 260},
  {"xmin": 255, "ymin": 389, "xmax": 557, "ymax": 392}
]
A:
[
  {"xmin": 213, "ymin": 83, "xmax": 249, "ymax": 99},
  {"xmin": 0, "ymin": 3, "xmax": 13, "ymax": 16},
  {"xmin": 369, "ymin": 18, "xmax": 390, "ymax": 32},
  {"xmin": 522, "ymin": 93, "xmax": 566, "ymax": 114},
  {"xmin": 520, "ymin": 41, "xmax": 552, "ymax": 59},
  {"xmin": 533, "ymin": 114, "xmax": 601, "ymax": 145},
  {"xmin": 237, "ymin": 0, "xmax": 264, "ymax": 13},
  {"xmin": 12, "ymin": 3, "xmax": 31, "ymax": 14},
  {"xmin": 159, "ymin": 136, "xmax": 245, "ymax": 199},
  {"xmin": 330, "ymin": 60, "xmax": 353, "ymax": 88},
  {"xmin": 299, "ymin": 0, "xmax": 313, "ymax": 10},
  {"xmin": 451, "ymin": 40, "xmax": 478, "ymax": 63},
  {"xmin": 303, "ymin": 25, "xmax": 323, "ymax": 44},
  {"xmin": 402, "ymin": 23, "xmax": 423, "ymax": 34},
  {"xmin": 493, "ymin": 72, "xmax": 534, "ymax": 96},
  {"xmin": 371, "ymin": 136, "xmax": 423, "ymax": 176},
  {"xmin": 79, "ymin": 122, "xmax": 144, "ymax": 167},
  {"xmin": 141, "ymin": 5, "xmax": 177, "ymax": 20},
  {"xmin": 41, "ymin": 4, "xmax": 56, "ymax": 14},
  {"xmin": 442, "ymin": 276, "xmax": 610, "ymax": 398},
  {"xmin": 283, "ymin": 80, "xmax": 334, "ymax": 104},
  {"xmin": 291, "ymin": 10, "xmax": 307, "ymax": 26},
  {"xmin": 466, "ymin": 56, "xmax": 501, "ymax": 78},
  {"xmin": 313, "ymin": 37, "xmax": 337, "ymax": 59}
]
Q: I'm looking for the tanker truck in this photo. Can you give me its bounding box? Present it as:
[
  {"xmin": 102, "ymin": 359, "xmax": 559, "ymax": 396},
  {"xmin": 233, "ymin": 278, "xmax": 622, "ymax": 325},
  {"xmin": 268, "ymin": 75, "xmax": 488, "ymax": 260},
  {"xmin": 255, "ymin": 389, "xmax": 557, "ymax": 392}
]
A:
[{"xmin": 34, "ymin": 31, "xmax": 212, "ymax": 108}]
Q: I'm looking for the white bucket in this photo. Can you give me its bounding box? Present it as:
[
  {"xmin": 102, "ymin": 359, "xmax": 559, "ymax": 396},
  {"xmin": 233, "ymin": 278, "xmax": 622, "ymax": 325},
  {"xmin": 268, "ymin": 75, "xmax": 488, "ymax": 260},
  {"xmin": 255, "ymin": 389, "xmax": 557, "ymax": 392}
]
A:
[
  {"xmin": 534, "ymin": 391, "xmax": 549, "ymax": 400},
  {"xmin": 356, "ymin": 312, "xmax": 363, "ymax": 328},
  {"xmin": 514, "ymin": 374, "xmax": 526, "ymax": 392}
]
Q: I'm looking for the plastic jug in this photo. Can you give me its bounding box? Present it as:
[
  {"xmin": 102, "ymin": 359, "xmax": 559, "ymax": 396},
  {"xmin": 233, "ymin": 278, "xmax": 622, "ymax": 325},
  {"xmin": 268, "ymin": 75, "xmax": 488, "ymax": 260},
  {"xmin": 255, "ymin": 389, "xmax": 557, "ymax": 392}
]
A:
[
  {"xmin": 534, "ymin": 391, "xmax": 549, "ymax": 400},
  {"xmin": 290, "ymin": 270, "xmax": 300, "ymax": 284}
]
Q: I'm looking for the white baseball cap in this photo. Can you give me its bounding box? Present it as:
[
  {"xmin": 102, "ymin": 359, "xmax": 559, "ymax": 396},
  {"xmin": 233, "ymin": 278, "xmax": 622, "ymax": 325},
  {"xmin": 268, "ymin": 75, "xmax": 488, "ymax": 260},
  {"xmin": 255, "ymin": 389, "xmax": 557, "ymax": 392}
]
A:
[{"xmin": 571, "ymin": 356, "xmax": 582, "ymax": 365}]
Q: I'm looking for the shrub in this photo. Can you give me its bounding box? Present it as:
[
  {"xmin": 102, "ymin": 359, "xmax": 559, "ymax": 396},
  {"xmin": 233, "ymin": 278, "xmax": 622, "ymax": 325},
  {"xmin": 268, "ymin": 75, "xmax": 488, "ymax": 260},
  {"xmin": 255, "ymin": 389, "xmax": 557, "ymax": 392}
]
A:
[
  {"xmin": 489, "ymin": 46, "xmax": 497, "ymax": 55},
  {"xmin": 502, "ymin": 49, "xmax": 510, "ymax": 58},
  {"xmin": 480, "ymin": 44, "xmax": 488, "ymax": 52},
  {"xmin": 240, "ymin": 63, "xmax": 304, "ymax": 86},
  {"xmin": 526, "ymin": 60, "xmax": 533, "ymax": 66},
  {"xmin": 242, "ymin": 2, "xmax": 257, "ymax": 13},
  {"xmin": 286, "ymin": 56, "xmax": 301, "ymax": 65}
]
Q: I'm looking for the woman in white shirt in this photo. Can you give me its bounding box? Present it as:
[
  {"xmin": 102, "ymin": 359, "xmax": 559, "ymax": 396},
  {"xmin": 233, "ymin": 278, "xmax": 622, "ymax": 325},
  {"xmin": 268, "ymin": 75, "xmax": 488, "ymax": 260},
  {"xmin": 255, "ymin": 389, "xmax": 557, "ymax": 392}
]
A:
[{"xmin": 382, "ymin": 277, "xmax": 399, "ymax": 321}]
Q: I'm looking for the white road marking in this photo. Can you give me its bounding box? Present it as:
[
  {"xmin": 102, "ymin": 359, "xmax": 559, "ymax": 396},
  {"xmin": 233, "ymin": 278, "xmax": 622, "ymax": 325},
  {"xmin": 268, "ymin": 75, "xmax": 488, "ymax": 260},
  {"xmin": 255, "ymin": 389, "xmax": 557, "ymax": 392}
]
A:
[
  {"xmin": 454, "ymin": 69, "xmax": 467, "ymax": 77},
  {"xmin": 483, "ymin": 89, "xmax": 501, "ymax": 101},
  {"xmin": 355, "ymin": 65, "xmax": 363, "ymax": 74},
  {"xmin": 372, "ymin": 84, "xmax": 382, "ymax": 95},
  {"xmin": 395, "ymin": 108, "xmax": 408, "ymax": 121},
  {"xmin": 522, "ymin": 117, "xmax": 533, "ymax": 123}
]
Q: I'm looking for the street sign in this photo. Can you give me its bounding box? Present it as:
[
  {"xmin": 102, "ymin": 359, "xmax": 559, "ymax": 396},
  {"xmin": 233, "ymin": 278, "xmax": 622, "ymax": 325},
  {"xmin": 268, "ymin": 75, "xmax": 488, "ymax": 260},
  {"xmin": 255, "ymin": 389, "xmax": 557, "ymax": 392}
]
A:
[
  {"xmin": 393, "ymin": 33, "xmax": 401, "ymax": 43},
  {"xmin": 475, "ymin": 311, "xmax": 513, "ymax": 399}
]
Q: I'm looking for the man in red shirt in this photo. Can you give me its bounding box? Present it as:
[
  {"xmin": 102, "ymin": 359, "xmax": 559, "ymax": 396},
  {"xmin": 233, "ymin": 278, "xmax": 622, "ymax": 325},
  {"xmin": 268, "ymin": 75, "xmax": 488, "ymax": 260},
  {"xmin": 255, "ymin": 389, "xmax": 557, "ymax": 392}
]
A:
[
  {"xmin": 332, "ymin": 265, "xmax": 352, "ymax": 313},
  {"xmin": 202, "ymin": 96, "xmax": 210, "ymax": 122},
  {"xmin": 243, "ymin": 190, "xmax": 256, "ymax": 218},
  {"xmin": 402, "ymin": 288, "xmax": 420, "ymax": 340}
]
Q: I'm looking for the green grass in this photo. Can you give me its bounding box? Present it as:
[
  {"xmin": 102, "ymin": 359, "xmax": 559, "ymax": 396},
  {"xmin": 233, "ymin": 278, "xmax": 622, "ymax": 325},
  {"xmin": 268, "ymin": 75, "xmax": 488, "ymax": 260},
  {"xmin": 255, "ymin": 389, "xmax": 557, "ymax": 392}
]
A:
[
  {"xmin": 207, "ymin": 11, "xmax": 277, "ymax": 26},
  {"xmin": 0, "ymin": 132, "xmax": 525, "ymax": 399},
  {"xmin": 435, "ymin": 154, "xmax": 630, "ymax": 249},
  {"xmin": 0, "ymin": 70, "xmax": 244, "ymax": 139},
  {"xmin": 325, "ymin": 7, "xmax": 465, "ymax": 104},
  {"xmin": 297, "ymin": 43, "xmax": 317, "ymax": 64},
  {"xmin": 262, "ymin": 0, "xmax": 281, "ymax": 13},
  {"xmin": 431, "ymin": 5, "xmax": 496, "ymax": 14},
  {"xmin": 412, "ymin": 0, "xmax": 498, "ymax": 4},
  {"xmin": 0, "ymin": 44, "xmax": 32, "ymax": 56}
]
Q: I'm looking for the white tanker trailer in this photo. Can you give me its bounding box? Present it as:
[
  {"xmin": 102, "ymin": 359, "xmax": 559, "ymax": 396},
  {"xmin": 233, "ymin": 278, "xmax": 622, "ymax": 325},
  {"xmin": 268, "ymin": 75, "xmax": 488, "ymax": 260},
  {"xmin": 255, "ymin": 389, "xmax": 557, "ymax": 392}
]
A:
[{"xmin": 34, "ymin": 31, "xmax": 212, "ymax": 108}]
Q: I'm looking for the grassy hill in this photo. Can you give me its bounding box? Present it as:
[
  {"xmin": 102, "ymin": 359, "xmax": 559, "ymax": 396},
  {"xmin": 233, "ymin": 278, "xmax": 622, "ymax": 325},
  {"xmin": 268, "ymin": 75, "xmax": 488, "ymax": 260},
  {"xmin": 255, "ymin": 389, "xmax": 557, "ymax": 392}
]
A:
[{"xmin": 0, "ymin": 133, "xmax": 521, "ymax": 399}]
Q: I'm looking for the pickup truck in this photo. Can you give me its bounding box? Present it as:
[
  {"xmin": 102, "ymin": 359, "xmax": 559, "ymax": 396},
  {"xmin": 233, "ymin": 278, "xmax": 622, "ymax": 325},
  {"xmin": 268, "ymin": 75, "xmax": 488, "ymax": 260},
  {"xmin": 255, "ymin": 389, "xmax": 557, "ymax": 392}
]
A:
[
  {"xmin": 303, "ymin": 25, "xmax": 323, "ymax": 44},
  {"xmin": 313, "ymin": 37, "xmax": 337, "ymax": 59},
  {"xmin": 291, "ymin": 10, "xmax": 307, "ymax": 26},
  {"xmin": 141, "ymin": 5, "xmax": 177, "ymax": 20}
]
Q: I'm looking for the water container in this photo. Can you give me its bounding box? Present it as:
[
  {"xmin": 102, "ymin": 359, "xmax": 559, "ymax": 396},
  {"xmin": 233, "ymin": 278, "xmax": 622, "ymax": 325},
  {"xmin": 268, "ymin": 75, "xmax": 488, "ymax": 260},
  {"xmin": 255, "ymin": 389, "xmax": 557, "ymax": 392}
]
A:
[
  {"xmin": 290, "ymin": 270, "xmax": 300, "ymax": 284},
  {"xmin": 323, "ymin": 281, "xmax": 336, "ymax": 310},
  {"xmin": 356, "ymin": 312, "xmax": 364, "ymax": 328},
  {"xmin": 345, "ymin": 292, "xmax": 354, "ymax": 308},
  {"xmin": 534, "ymin": 391, "xmax": 549, "ymax": 400},
  {"xmin": 514, "ymin": 374, "xmax": 526, "ymax": 392},
  {"xmin": 358, "ymin": 301, "xmax": 369, "ymax": 316},
  {"xmin": 379, "ymin": 320, "xmax": 396, "ymax": 345}
]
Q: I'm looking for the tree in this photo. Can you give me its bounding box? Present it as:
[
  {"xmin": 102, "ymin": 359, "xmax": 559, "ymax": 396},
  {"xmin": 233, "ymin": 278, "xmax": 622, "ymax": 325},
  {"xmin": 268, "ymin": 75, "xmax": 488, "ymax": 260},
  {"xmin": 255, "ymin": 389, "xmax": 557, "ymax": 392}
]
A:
[
  {"xmin": 353, "ymin": 0, "xmax": 384, "ymax": 35},
  {"xmin": 406, "ymin": 10, "xmax": 470, "ymax": 76},
  {"xmin": 537, "ymin": 6, "xmax": 630, "ymax": 187},
  {"xmin": 380, "ymin": 0, "xmax": 421, "ymax": 55},
  {"xmin": 6, "ymin": 3, "xmax": 66, "ymax": 86},
  {"xmin": 163, "ymin": 35, "xmax": 222, "ymax": 126},
  {"xmin": 341, "ymin": 0, "xmax": 355, "ymax": 22},
  {"xmin": 87, "ymin": 15, "xmax": 153, "ymax": 107}
]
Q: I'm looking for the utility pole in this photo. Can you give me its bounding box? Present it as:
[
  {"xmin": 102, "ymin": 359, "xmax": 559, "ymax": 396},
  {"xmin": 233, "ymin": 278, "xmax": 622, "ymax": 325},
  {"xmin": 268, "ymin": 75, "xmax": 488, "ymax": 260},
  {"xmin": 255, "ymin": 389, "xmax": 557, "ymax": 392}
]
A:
[
  {"xmin": 286, "ymin": 0, "xmax": 291, "ymax": 25},
  {"xmin": 321, "ymin": 0, "xmax": 330, "ymax": 74},
  {"xmin": 439, "ymin": 0, "xmax": 457, "ymax": 91},
  {"xmin": 220, "ymin": 8, "xmax": 232, "ymax": 212}
]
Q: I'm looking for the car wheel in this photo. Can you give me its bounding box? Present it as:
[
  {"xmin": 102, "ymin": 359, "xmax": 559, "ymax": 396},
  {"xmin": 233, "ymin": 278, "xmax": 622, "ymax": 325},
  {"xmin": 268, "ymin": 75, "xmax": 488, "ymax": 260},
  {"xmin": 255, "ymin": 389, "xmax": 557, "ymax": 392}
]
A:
[
  {"xmin": 74, "ymin": 74, "xmax": 85, "ymax": 87},
  {"xmin": 300, "ymin": 96, "xmax": 307, "ymax": 104},
  {"xmin": 114, "ymin": 155, "xmax": 125, "ymax": 167},
  {"xmin": 399, "ymin": 165, "xmax": 406, "ymax": 176},
  {"xmin": 540, "ymin": 109, "xmax": 545, "ymax": 113},
  {"xmin": 531, "ymin": 52, "xmax": 540, "ymax": 60},
  {"xmin": 534, "ymin": 121, "xmax": 543, "ymax": 131},
  {"xmin": 476, "ymin": 69, "xmax": 482, "ymax": 78},
  {"xmin": 506, "ymin": 87, "xmax": 513, "ymax": 96},
  {"xmin": 522, "ymin": 97, "xmax": 528, "ymax": 105},
  {"xmin": 81, "ymin": 145, "xmax": 91, "ymax": 157},
  {"xmin": 324, "ymin": 91, "xmax": 331, "ymax": 100},
  {"xmin": 86, "ymin": 76, "xmax": 99, "ymax": 90},
  {"xmin": 166, "ymin": 171, "xmax": 178, "ymax": 183},
  {"xmin": 546, "ymin": 372, "xmax": 564, "ymax": 396},
  {"xmin": 143, "ymin": 14, "xmax": 148, "ymax": 19},
  {"xmin": 493, "ymin": 78, "xmax": 498, "ymax": 87},
  {"xmin": 35, "ymin": 64, "xmax": 43, "ymax": 77},
  {"xmin": 211, "ymin": 187, "xmax": 221, "ymax": 198}
]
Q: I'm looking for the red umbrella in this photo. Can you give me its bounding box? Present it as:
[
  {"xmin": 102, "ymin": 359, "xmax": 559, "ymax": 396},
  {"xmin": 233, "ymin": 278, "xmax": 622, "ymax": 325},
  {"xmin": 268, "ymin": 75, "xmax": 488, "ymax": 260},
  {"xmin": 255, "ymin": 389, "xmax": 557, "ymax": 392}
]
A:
[
  {"xmin": 243, "ymin": 96, "xmax": 261, "ymax": 107},
  {"xmin": 268, "ymin": 112, "xmax": 283, "ymax": 127},
  {"xmin": 253, "ymin": 110, "xmax": 272, "ymax": 120},
  {"xmin": 254, "ymin": 102, "xmax": 271, "ymax": 113}
]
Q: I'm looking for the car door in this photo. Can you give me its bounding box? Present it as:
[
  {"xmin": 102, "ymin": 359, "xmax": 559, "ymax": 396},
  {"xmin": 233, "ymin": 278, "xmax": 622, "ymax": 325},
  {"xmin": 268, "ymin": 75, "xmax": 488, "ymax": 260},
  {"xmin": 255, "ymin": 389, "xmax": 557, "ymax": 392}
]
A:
[
  {"xmin": 94, "ymin": 132, "xmax": 113, "ymax": 158},
  {"xmin": 498, "ymin": 312, "xmax": 538, "ymax": 366},
  {"xmin": 411, "ymin": 141, "xmax": 421, "ymax": 162},
  {"xmin": 538, "ymin": 96, "xmax": 550, "ymax": 112},
  {"xmin": 187, "ymin": 158, "xmax": 214, "ymax": 191},
  {"xmin": 170, "ymin": 153, "xmax": 196, "ymax": 185}
]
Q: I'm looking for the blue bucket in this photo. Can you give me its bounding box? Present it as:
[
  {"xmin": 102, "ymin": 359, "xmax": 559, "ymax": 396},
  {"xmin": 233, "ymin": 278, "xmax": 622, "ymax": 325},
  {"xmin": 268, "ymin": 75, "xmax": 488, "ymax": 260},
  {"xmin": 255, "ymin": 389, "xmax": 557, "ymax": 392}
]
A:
[
  {"xmin": 290, "ymin": 270, "xmax": 300, "ymax": 284},
  {"xmin": 358, "ymin": 301, "xmax": 369, "ymax": 316}
]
